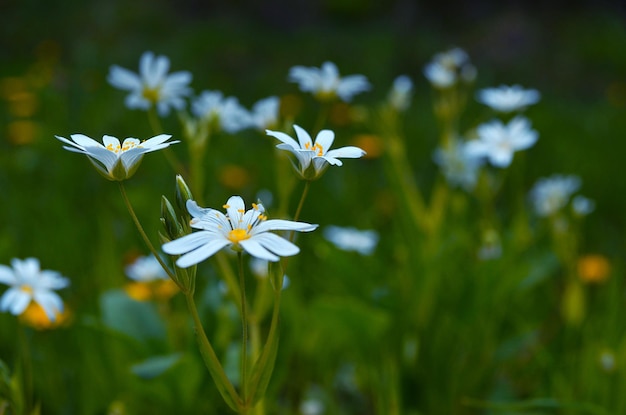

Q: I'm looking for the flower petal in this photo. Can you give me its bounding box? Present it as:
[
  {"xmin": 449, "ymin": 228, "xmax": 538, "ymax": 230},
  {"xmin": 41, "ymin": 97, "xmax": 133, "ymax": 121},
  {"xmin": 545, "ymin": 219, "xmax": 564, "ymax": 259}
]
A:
[
  {"xmin": 175, "ymin": 238, "xmax": 231, "ymax": 268},
  {"xmin": 162, "ymin": 231, "xmax": 215, "ymax": 255},
  {"xmin": 239, "ymin": 238, "xmax": 280, "ymax": 262},
  {"xmin": 252, "ymin": 233, "xmax": 300, "ymax": 257},
  {"xmin": 0, "ymin": 288, "xmax": 30, "ymax": 315},
  {"xmin": 0, "ymin": 265, "xmax": 16, "ymax": 285},
  {"xmin": 314, "ymin": 129, "xmax": 335, "ymax": 153},
  {"xmin": 108, "ymin": 65, "xmax": 142, "ymax": 90},
  {"xmin": 253, "ymin": 219, "xmax": 318, "ymax": 234},
  {"xmin": 293, "ymin": 125, "xmax": 313, "ymax": 149},
  {"xmin": 324, "ymin": 146, "xmax": 366, "ymax": 160},
  {"xmin": 266, "ymin": 130, "xmax": 300, "ymax": 150},
  {"xmin": 33, "ymin": 290, "xmax": 64, "ymax": 320}
]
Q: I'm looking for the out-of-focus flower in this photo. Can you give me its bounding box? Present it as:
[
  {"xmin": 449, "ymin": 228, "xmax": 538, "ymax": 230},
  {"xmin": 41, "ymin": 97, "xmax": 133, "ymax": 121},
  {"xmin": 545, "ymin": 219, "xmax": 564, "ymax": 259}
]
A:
[
  {"xmin": 423, "ymin": 47, "xmax": 476, "ymax": 88},
  {"xmin": 387, "ymin": 75, "xmax": 413, "ymax": 111},
  {"xmin": 19, "ymin": 301, "xmax": 70, "ymax": 330},
  {"xmin": 476, "ymin": 84, "xmax": 540, "ymax": 113},
  {"xmin": 108, "ymin": 51, "xmax": 192, "ymax": 116},
  {"xmin": 599, "ymin": 349, "xmax": 616, "ymax": 372},
  {"xmin": 288, "ymin": 61, "xmax": 370, "ymax": 102},
  {"xmin": 218, "ymin": 164, "xmax": 250, "ymax": 190},
  {"xmin": 191, "ymin": 90, "xmax": 251, "ymax": 134},
  {"xmin": 162, "ymin": 197, "xmax": 318, "ymax": 267},
  {"xmin": 350, "ymin": 134, "xmax": 382, "ymax": 159},
  {"xmin": 249, "ymin": 96, "xmax": 280, "ymax": 130},
  {"xmin": 124, "ymin": 255, "xmax": 178, "ymax": 301},
  {"xmin": 56, "ymin": 134, "xmax": 178, "ymax": 181},
  {"xmin": 433, "ymin": 138, "xmax": 484, "ymax": 191},
  {"xmin": 529, "ymin": 174, "xmax": 581, "ymax": 217},
  {"xmin": 300, "ymin": 399, "xmax": 325, "ymax": 415},
  {"xmin": 572, "ymin": 195, "xmax": 595, "ymax": 216},
  {"xmin": 266, "ymin": 124, "xmax": 366, "ymax": 180},
  {"xmin": 577, "ymin": 254, "xmax": 610, "ymax": 284},
  {"xmin": 323, "ymin": 226, "xmax": 379, "ymax": 255},
  {"xmin": 466, "ymin": 116, "xmax": 538, "ymax": 168},
  {"xmin": 0, "ymin": 258, "xmax": 69, "ymax": 321}
]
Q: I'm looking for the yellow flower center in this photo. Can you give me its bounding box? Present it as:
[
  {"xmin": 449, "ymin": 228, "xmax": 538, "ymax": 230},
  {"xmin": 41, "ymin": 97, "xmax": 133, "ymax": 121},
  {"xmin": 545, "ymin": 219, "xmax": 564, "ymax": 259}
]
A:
[
  {"xmin": 305, "ymin": 142, "xmax": 324, "ymax": 156},
  {"xmin": 20, "ymin": 285, "xmax": 33, "ymax": 294},
  {"xmin": 106, "ymin": 141, "xmax": 142, "ymax": 154},
  {"xmin": 228, "ymin": 228, "xmax": 250, "ymax": 244},
  {"xmin": 142, "ymin": 87, "xmax": 161, "ymax": 103}
]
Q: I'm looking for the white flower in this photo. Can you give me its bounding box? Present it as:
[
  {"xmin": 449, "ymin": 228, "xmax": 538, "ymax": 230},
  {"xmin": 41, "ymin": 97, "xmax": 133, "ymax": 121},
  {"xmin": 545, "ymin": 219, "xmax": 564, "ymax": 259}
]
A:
[
  {"xmin": 323, "ymin": 226, "xmax": 379, "ymax": 255},
  {"xmin": 387, "ymin": 75, "xmax": 413, "ymax": 111},
  {"xmin": 56, "ymin": 133, "xmax": 179, "ymax": 181},
  {"xmin": 466, "ymin": 116, "xmax": 538, "ymax": 168},
  {"xmin": 162, "ymin": 196, "xmax": 318, "ymax": 267},
  {"xmin": 192, "ymin": 90, "xmax": 251, "ymax": 134},
  {"xmin": 572, "ymin": 195, "xmax": 595, "ymax": 216},
  {"xmin": 288, "ymin": 61, "xmax": 370, "ymax": 102},
  {"xmin": 433, "ymin": 139, "xmax": 484, "ymax": 191},
  {"xmin": 266, "ymin": 124, "xmax": 366, "ymax": 180},
  {"xmin": 125, "ymin": 255, "xmax": 168, "ymax": 282},
  {"xmin": 476, "ymin": 85, "xmax": 541, "ymax": 113},
  {"xmin": 249, "ymin": 96, "xmax": 280, "ymax": 130},
  {"xmin": 529, "ymin": 174, "xmax": 581, "ymax": 217},
  {"xmin": 0, "ymin": 258, "xmax": 69, "ymax": 321},
  {"xmin": 108, "ymin": 51, "xmax": 192, "ymax": 116},
  {"xmin": 423, "ymin": 47, "xmax": 476, "ymax": 88}
]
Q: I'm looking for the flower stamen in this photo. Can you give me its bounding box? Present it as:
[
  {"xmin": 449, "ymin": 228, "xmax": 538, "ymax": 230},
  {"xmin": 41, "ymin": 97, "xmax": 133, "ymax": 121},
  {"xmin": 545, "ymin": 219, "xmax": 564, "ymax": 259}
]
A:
[{"xmin": 228, "ymin": 228, "xmax": 250, "ymax": 244}]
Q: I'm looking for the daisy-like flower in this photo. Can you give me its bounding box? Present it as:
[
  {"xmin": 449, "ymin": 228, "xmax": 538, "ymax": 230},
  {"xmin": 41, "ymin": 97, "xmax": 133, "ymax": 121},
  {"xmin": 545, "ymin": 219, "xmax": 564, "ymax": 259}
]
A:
[
  {"xmin": 162, "ymin": 196, "xmax": 318, "ymax": 267},
  {"xmin": 55, "ymin": 133, "xmax": 178, "ymax": 181},
  {"xmin": 108, "ymin": 51, "xmax": 192, "ymax": 116},
  {"xmin": 288, "ymin": 61, "xmax": 370, "ymax": 102},
  {"xmin": 0, "ymin": 258, "xmax": 69, "ymax": 321},
  {"xmin": 476, "ymin": 84, "xmax": 541, "ymax": 113},
  {"xmin": 387, "ymin": 75, "xmax": 413, "ymax": 111},
  {"xmin": 423, "ymin": 47, "xmax": 476, "ymax": 88},
  {"xmin": 433, "ymin": 138, "xmax": 484, "ymax": 191},
  {"xmin": 192, "ymin": 90, "xmax": 251, "ymax": 134},
  {"xmin": 465, "ymin": 116, "xmax": 538, "ymax": 168},
  {"xmin": 529, "ymin": 174, "xmax": 581, "ymax": 217},
  {"xmin": 124, "ymin": 255, "xmax": 178, "ymax": 301},
  {"xmin": 249, "ymin": 96, "xmax": 280, "ymax": 130},
  {"xmin": 323, "ymin": 226, "xmax": 379, "ymax": 256},
  {"xmin": 266, "ymin": 124, "xmax": 366, "ymax": 180}
]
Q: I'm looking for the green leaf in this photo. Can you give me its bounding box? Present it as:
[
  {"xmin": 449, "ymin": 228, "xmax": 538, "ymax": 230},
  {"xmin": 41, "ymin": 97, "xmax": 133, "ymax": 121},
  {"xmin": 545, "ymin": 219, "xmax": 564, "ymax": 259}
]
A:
[
  {"xmin": 247, "ymin": 321, "xmax": 280, "ymax": 406},
  {"xmin": 100, "ymin": 289, "xmax": 166, "ymax": 342},
  {"xmin": 131, "ymin": 353, "xmax": 183, "ymax": 380}
]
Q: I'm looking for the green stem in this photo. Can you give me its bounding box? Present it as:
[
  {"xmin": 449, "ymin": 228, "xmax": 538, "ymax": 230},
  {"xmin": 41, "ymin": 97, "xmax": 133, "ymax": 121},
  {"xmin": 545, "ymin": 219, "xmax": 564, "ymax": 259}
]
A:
[
  {"xmin": 238, "ymin": 252, "xmax": 249, "ymax": 404},
  {"xmin": 184, "ymin": 292, "xmax": 244, "ymax": 411},
  {"xmin": 118, "ymin": 182, "xmax": 179, "ymax": 285},
  {"xmin": 293, "ymin": 181, "xmax": 310, "ymax": 223}
]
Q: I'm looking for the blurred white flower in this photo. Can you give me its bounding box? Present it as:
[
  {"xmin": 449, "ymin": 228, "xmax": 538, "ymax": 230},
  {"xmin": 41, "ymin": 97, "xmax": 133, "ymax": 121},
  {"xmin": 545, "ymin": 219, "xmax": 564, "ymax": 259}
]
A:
[
  {"xmin": 192, "ymin": 90, "xmax": 251, "ymax": 134},
  {"xmin": 266, "ymin": 124, "xmax": 366, "ymax": 180},
  {"xmin": 300, "ymin": 399, "xmax": 325, "ymax": 415},
  {"xmin": 323, "ymin": 226, "xmax": 379, "ymax": 255},
  {"xmin": 423, "ymin": 47, "xmax": 476, "ymax": 88},
  {"xmin": 529, "ymin": 174, "xmax": 581, "ymax": 217},
  {"xmin": 125, "ymin": 255, "xmax": 168, "ymax": 282},
  {"xmin": 572, "ymin": 195, "xmax": 595, "ymax": 216},
  {"xmin": 108, "ymin": 51, "xmax": 192, "ymax": 116},
  {"xmin": 288, "ymin": 61, "xmax": 370, "ymax": 102},
  {"xmin": 162, "ymin": 196, "xmax": 318, "ymax": 267},
  {"xmin": 56, "ymin": 133, "xmax": 178, "ymax": 181},
  {"xmin": 0, "ymin": 258, "xmax": 69, "ymax": 321},
  {"xmin": 387, "ymin": 75, "xmax": 413, "ymax": 111},
  {"xmin": 476, "ymin": 85, "xmax": 541, "ymax": 113},
  {"xmin": 466, "ymin": 116, "xmax": 538, "ymax": 168},
  {"xmin": 249, "ymin": 96, "xmax": 280, "ymax": 130},
  {"xmin": 433, "ymin": 139, "xmax": 484, "ymax": 191}
]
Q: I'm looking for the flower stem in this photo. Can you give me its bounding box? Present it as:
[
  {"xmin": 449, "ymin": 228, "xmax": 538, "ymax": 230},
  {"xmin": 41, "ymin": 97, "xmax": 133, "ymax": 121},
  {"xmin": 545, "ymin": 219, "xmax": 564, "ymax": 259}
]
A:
[
  {"xmin": 238, "ymin": 252, "xmax": 249, "ymax": 403},
  {"xmin": 184, "ymin": 291, "xmax": 244, "ymax": 412},
  {"xmin": 118, "ymin": 182, "xmax": 179, "ymax": 285}
]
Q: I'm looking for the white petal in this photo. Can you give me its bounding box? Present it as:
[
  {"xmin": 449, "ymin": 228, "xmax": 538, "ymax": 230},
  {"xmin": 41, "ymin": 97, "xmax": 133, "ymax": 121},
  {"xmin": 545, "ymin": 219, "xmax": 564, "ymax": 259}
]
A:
[
  {"xmin": 314, "ymin": 129, "xmax": 335, "ymax": 153},
  {"xmin": 266, "ymin": 130, "xmax": 300, "ymax": 150},
  {"xmin": 254, "ymin": 219, "xmax": 318, "ymax": 234},
  {"xmin": 225, "ymin": 196, "xmax": 246, "ymax": 223},
  {"xmin": 488, "ymin": 150, "xmax": 513, "ymax": 167},
  {"xmin": 293, "ymin": 125, "xmax": 313, "ymax": 149},
  {"xmin": 324, "ymin": 146, "xmax": 365, "ymax": 159},
  {"xmin": 239, "ymin": 239, "xmax": 280, "ymax": 262},
  {"xmin": 108, "ymin": 66, "xmax": 142, "ymax": 90},
  {"xmin": 102, "ymin": 135, "xmax": 121, "ymax": 149},
  {"xmin": 0, "ymin": 265, "xmax": 16, "ymax": 285},
  {"xmin": 140, "ymin": 134, "xmax": 174, "ymax": 148},
  {"xmin": 175, "ymin": 239, "xmax": 231, "ymax": 268},
  {"xmin": 162, "ymin": 231, "xmax": 214, "ymax": 255},
  {"xmin": 1, "ymin": 289, "xmax": 31, "ymax": 315},
  {"xmin": 252, "ymin": 233, "xmax": 300, "ymax": 257},
  {"xmin": 33, "ymin": 291, "xmax": 64, "ymax": 320},
  {"xmin": 69, "ymin": 134, "xmax": 103, "ymax": 148}
]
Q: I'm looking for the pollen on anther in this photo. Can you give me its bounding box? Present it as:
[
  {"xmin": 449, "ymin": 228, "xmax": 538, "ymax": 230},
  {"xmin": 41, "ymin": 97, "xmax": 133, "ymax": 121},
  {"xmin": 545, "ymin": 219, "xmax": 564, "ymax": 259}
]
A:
[{"xmin": 223, "ymin": 204, "xmax": 230, "ymax": 209}]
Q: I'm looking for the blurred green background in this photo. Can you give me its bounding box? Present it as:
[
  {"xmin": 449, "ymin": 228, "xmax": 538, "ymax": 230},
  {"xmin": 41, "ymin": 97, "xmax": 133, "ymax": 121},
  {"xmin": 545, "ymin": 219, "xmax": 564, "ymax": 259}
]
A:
[{"xmin": 1, "ymin": 1, "xmax": 626, "ymax": 414}]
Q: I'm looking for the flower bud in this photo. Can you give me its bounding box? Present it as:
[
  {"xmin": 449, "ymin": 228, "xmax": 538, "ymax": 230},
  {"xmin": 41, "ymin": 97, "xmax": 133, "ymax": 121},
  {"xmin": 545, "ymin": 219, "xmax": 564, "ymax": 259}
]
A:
[
  {"xmin": 175, "ymin": 175, "xmax": 194, "ymax": 215},
  {"xmin": 160, "ymin": 196, "xmax": 183, "ymax": 240}
]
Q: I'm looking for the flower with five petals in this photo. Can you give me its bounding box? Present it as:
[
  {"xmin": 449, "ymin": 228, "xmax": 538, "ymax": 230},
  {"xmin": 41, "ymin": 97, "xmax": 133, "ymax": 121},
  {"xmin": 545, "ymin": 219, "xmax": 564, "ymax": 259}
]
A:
[
  {"xmin": 162, "ymin": 197, "xmax": 318, "ymax": 267},
  {"xmin": 266, "ymin": 125, "xmax": 366, "ymax": 180},
  {"xmin": 56, "ymin": 133, "xmax": 179, "ymax": 180}
]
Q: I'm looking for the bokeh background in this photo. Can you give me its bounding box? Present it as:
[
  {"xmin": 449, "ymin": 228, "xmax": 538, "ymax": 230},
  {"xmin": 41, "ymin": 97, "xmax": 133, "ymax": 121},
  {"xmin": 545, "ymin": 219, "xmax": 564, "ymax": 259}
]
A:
[{"xmin": 1, "ymin": 1, "xmax": 626, "ymax": 414}]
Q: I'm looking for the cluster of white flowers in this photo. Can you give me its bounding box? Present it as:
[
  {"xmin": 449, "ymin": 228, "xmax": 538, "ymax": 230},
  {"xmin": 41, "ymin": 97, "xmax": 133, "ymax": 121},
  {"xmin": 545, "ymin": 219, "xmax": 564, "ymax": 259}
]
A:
[{"xmin": 529, "ymin": 174, "xmax": 594, "ymax": 217}]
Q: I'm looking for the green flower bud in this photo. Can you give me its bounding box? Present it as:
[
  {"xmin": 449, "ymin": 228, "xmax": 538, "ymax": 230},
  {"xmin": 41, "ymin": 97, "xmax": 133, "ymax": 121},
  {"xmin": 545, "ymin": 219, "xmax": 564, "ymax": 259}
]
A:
[
  {"xmin": 160, "ymin": 195, "xmax": 183, "ymax": 240},
  {"xmin": 175, "ymin": 175, "xmax": 194, "ymax": 215}
]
